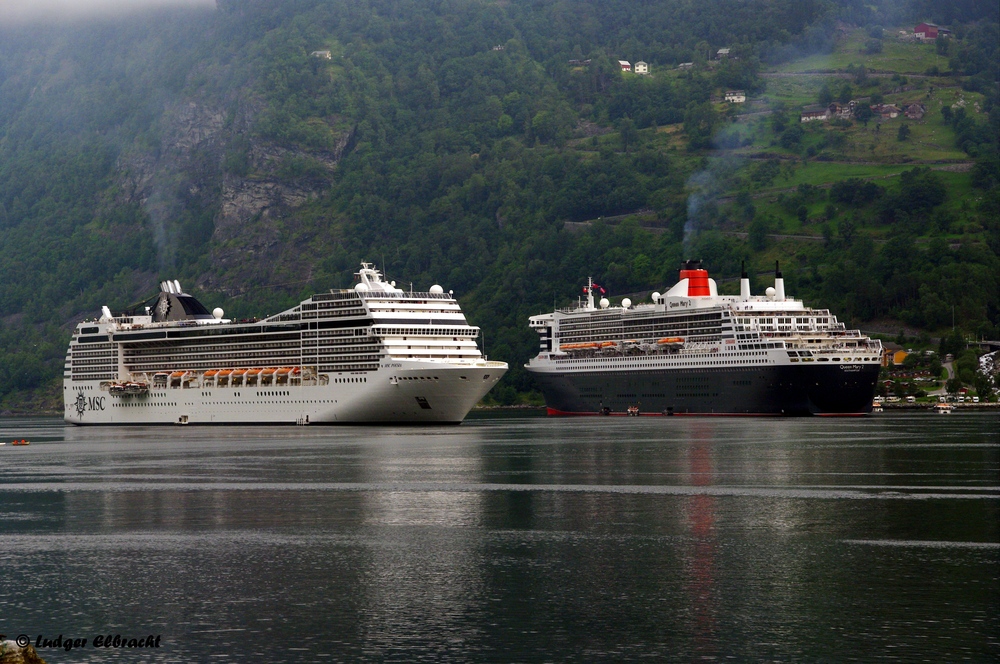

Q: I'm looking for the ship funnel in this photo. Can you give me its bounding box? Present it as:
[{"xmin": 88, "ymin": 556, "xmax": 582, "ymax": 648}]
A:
[
  {"xmin": 160, "ymin": 280, "xmax": 172, "ymax": 293},
  {"xmin": 679, "ymin": 259, "xmax": 710, "ymax": 297},
  {"xmin": 740, "ymin": 260, "xmax": 750, "ymax": 300},
  {"xmin": 774, "ymin": 261, "xmax": 785, "ymax": 301},
  {"xmin": 173, "ymin": 280, "xmax": 183, "ymax": 295}
]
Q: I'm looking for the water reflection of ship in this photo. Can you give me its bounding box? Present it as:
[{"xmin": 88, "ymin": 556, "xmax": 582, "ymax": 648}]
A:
[
  {"xmin": 684, "ymin": 426, "xmax": 717, "ymax": 657},
  {"xmin": 357, "ymin": 440, "xmax": 486, "ymax": 649}
]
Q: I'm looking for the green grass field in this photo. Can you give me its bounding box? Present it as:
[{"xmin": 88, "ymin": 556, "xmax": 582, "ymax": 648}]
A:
[
  {"xmin": 774, "ymin": 28, "xmax": 953, "ymax": 74},
  {"xmin": 590, "ymin": 23, "xmax": 985, "ymax": 251}
]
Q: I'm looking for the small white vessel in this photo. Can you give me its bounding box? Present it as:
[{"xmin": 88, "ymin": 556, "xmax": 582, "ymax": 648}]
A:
[{"xmin": 934, "ymin": 403, "xmax": 953, "ymax": 414}]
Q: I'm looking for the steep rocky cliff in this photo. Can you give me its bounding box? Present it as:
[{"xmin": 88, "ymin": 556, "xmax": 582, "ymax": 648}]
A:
[{"xmin": 117, "ymin": 95, "xmax": 353, "ymax": 294}]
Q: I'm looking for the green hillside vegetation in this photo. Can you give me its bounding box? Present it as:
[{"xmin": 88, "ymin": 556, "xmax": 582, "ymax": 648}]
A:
[{"xmin": 0, "ymin": 0, "xmax": 997, "ymax": 411}]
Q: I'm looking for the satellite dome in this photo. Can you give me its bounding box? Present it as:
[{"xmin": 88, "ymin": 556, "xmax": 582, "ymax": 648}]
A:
[
  {"xmin": 621, "ymin": 298, "xmax": 632, "ymax": 309},
  {"xmin": 355, "ymin": 283, "xmax": 370, "ymax": 292},
  {"xmin": 429, "ymin": 284, "xmax": 444, "ymax": 294},
  {"xmin": 599, "ymin": 298, "xmax": 610, "ymax": 309},
  {"xmin": 765, "ymin": 286, "xmax": 776, "ymax": 298},
  {"xmin": 213, "ymin": 307, "xmax": 224, "ymax": 319},
  {"xmin": 651, "ymin": 292, "xmax": 660, "ymax": 302}
]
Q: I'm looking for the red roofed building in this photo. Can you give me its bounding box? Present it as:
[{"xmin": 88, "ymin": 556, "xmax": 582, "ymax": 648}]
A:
[{"xmin": 914, "ymin": 23, "xmax": 950, "ymax": 40}]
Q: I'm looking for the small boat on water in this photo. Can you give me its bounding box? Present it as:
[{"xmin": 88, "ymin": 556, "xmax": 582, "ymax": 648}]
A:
[
  {"xmin": 934, "ymin": 403, "xmax": 953, "ymax": 414},
  {"xmin": 871, "ymin": 400, "xmax": 883, "ymax": 413}
]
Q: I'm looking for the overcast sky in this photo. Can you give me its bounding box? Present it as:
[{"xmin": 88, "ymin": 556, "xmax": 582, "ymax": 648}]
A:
[{"xmin": 0, "ymin": 0, "xmax": 215, "ymax": 23}]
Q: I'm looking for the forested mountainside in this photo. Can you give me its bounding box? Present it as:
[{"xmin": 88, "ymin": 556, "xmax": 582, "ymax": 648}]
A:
[{"xmin": 0, "ymin": 0, "xmax": 997, "ymax": 409}]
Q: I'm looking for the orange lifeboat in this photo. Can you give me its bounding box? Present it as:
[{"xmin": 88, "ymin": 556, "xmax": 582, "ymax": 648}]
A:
[
  {"xmin": 217, "ymin": 369, "xmax": 233, "ymax": 377},
  {"xmin": 276, "ymin": 367, "xmax": 292, "ymax": 375},
  {"xmin": 204, "ymin": 370, "xmax": 219, "ymax": 378},
  {"xmin": 231, "ymin": 368, "xmax": 248, "ymax": 376},
  {"xmin": 245, "ymin": 368, "xmax": 262, "ymax": 376},
  {"xmin": 657, "ymin": 337, "xmax": 684, "ymax": 345},
  {"xmin": 599, "ymin": 341, "xmax": 616, "ymax": 348},
  {"xmin": 169, "ymin": 371, "xmax": 186, "ymax": 378},
  {"xmin": 261, "ymin": 368, "xmax": 276, "ymax": 376}
]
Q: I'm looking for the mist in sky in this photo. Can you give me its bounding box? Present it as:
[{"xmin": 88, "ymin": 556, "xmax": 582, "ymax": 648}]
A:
[{"xmin": 0, "ymin": 0, "xmax": 215, "ymax": 23}]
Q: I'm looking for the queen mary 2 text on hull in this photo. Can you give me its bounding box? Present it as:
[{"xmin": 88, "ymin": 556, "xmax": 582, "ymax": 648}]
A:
[
  {"xmin": 526, "ymin": 260, "xmax": 881, "ymax": 416},
  {"xmin": 64, "ymin": 264, "xmax": 507, "ymax": 425}
]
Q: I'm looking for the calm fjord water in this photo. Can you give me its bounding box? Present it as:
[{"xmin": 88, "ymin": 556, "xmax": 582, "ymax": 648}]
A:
[{"xmin": 1, "ymin": 414, "xmax": 997, "ymax": 662}]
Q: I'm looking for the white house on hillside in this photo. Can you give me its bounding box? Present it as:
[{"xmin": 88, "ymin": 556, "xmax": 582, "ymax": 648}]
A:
[
  {"xmin": 725, "ymin": 90, "xmax": 746, "ymax": 103},
  {"xmin": 310, "ymin": 50, "xmax": 332, "ymax": 59},
  {"xmin": 634, "ymin": 61, "xmax": 649, "ymax": 75}
]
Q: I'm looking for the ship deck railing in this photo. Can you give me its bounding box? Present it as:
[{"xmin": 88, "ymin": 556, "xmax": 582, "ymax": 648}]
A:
[{"xmin": 311, "ymin": 290, "xmax": 453, "ymax": 302}]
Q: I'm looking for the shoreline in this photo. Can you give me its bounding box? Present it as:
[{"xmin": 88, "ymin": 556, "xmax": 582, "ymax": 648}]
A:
[
  {"xmin": 878, "ymin": 402, "xmax": 1000, "ymax": 410},
  {"xmin": 3, "ymin": 403, "xmax": 996, "ymax": 419}
]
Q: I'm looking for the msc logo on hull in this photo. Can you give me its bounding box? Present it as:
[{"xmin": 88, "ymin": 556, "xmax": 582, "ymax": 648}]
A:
[{"xmin": 74, "ymin": 391, "xmax": 106, "ymax": 418}]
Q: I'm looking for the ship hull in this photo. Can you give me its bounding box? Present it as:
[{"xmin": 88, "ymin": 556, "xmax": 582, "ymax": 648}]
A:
[
  {"xmin": 64, "ymin": 362, "xmax": 506, "ymax": 425},
  {"xmin": 529, "ymin": 363, "xmax": 880, "ymax": 416}
]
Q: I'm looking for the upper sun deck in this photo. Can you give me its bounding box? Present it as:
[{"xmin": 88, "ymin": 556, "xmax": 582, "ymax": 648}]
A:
[
  {"xmin": 530, "ymin": 260, "xmax": 859, "ymax": 338},
  {"xmin": 78, "ymin": 263, "xmax": 472, "ymax": 335}
]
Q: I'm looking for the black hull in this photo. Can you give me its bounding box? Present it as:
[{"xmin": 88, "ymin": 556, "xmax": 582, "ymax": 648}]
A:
[{"xmin": 529, "ymin": 364, "xmax": 880, "ymax": 416}]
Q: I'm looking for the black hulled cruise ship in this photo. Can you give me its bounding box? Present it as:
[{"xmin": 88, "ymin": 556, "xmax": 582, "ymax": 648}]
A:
[{"xmin": 526, "ymin": 261, "xmax": 881, "ymax": 416}]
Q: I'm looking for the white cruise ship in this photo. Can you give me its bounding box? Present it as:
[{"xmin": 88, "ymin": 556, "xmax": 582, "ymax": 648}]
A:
[
  {"xmin": 526, "ymin": 260, "xmax": 882, "ymax": 416},
  {"xmin": 64, "ymin": 264, "xmax": 507, "ymax": 424}
]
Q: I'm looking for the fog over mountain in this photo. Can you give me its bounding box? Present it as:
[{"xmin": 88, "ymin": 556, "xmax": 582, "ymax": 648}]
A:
[{"xmin": 0, "ymin": 0, "xmax": 214, "ymax": 22}]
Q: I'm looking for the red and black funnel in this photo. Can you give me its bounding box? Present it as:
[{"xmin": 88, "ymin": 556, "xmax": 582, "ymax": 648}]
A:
[{"xmin": 679, "ymin": 259, "xmax": 710, "ymax": 296}]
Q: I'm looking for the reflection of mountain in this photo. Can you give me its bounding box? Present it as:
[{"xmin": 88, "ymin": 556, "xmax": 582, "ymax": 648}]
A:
[
  {"xmin": 0, "ymin": 491, "xmax": 67, "ymax": 536},
  {"xmin": 8, "ymin": 417, "xmax": 994, "ymax": 659}
]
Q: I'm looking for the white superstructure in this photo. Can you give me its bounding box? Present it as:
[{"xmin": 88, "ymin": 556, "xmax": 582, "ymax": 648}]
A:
[
  {"xmin": 64, "ymin": 264, "xmax": 506, "ymax": 424},
  {"xmin": 526, "ymin": 261, "xmax": 883, "ymax": 415}
]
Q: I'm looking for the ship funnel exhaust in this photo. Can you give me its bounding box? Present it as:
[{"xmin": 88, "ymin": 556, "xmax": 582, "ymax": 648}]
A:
[
  {"xmin": 774, "ymin": 261, "xmax": 785, "ymax": 301},
  {"xmin": 679, "ymin": 259, "xmax": 710, "ymax": 297},
  {"xmin": 740, "ymin": 260, "xmax": 751, "ymax": 300},
  {"xmin": 159, "ymin": 280, "xmax": 185, "ymax": 295}
]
